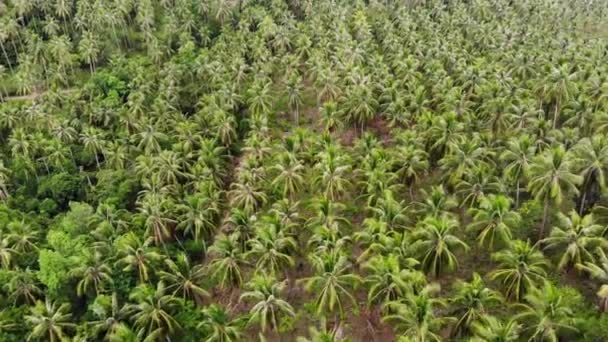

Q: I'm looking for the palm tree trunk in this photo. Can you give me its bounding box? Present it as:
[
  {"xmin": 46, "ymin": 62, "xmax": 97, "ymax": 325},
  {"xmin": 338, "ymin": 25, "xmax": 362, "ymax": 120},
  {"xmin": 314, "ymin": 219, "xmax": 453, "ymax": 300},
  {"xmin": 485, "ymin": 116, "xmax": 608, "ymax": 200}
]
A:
[
  {"xmin": 515, "ymin": 179, "xmax": 520, "ymax": 208},
  {"xmin": 0, "ymin": 42, "xmax": 13, "ymax": 73},
  {"xmin": 539, "ymin": 197, "xmax": 549, "ymax": 240},
  {"xmin": 553, "ymin": 99, "xmax": 559, "ymax": 128}
]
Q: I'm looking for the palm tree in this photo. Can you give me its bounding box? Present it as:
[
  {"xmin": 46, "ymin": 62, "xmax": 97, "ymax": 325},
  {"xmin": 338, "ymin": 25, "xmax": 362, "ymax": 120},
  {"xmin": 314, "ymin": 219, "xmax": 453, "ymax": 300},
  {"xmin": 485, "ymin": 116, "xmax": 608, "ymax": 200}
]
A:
[
  {"xmin": 527, "ymin": 145, "xmax": 582, "ymax": 238},
  {"xmin": 500, "ymin": 134, "xmax": 535, "ymax": 207},
  {"xmin": 159, "ymin": 253, "xmax": 209, "ymax": 303},
  {"xmin": 541, "ymin": 210, "xmax": 606, "ymax": 270},
  {"xmin": 449, "ymin": 273, "xmax": 503, "ymax": 337},
  {"xmin": 246, "ymin": 218, "xmax": 297, "ymax": 276},
  {"xmin": 410, "ymin": 215, "xmax": 469, "ymax": 277},
  {"xmin": 240, "ymin": 275, "xmax": 295, "ymax": 333},
  {"xmin": 300, "ymin": 250, "xmax": 361, "ymax": 319},
  {"xmin": 363, "ymin": 253, "xmax": 417, "ymax": 305},
  {"xmin": 383, "ymin": 284, "xmax": 452, "ymax": 342},
  {"xmin": 5, "ymin": 268, "xmax": 42, "ymax": 305},
  {"xmin": 207, "ymin": 233, "xmax": 246, "ymax": 289},
  {"xmin": 490, "ymin": 240, "xmax": 549, "ymax": 301},
  {"xmin": 470, "ymin": 316, "xmax": 521, "ymax": 342},
  {"xmin": 286, "ymin": 74, "xmax": 303, "ymax": 124},
  {"xmin": 228, "ymin": 182, "xmax": 268, "ymax": 214},
  {"xmin": 198, "ymin": 304, "xmax": 244, "ymax": 342},
  {"xmin": 571, "ymin": 135, "xmax": 608, "ymax": 214},
  {"xmin": 70, "ymin": 253, "xmax": 114, "ymax": 296},
  {"xmin": 88, "ymin": 293, "xmax": 125, "ymax": 340},
  {"xmin": 576, "ymin": 248, "xmax": 608, "ymax": 311},
  {"xmin": 415, "ymin": 185, "xmax": 457, "ymax": 218},
  {"xmin": 467, "ymin": 195, "xmax": 521, "ymax": 250},
  {"xmin": 271, "ymin": 154, "xmax": 305, "ymax": 199},
  {"xmin": 124, "ymin": 282, "xmax": 182, "ymax": 339},
  {"xmin": 296, "ymin": 316, "xmax": 346, "ymax": 342},
  {"xmin": 115, "ymin": 232, "xmax": 162, "ymax": 283},
  {"xmin": 25, "ymin": 299, "xmax": 76, "ymax": 342},
  {"xmin": 319, "ymin": 101, "xmax": 343, "ymax": 132},
  {"xmin": 514, "ymin": 281, "xmax": 577, "ymax": 341}
]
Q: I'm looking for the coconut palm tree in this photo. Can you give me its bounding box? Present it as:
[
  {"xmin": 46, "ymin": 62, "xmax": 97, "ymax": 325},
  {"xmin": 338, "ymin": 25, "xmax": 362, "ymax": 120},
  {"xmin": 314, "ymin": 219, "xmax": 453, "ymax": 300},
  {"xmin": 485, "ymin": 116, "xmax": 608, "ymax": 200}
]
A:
[
  {"xmin": 570, "ymin": 135, "xmax": 608, "ymax": 214},
  {"xmin": 470, "ymin": 316, "xmax": 521, "ymax": 342},
  {"xmin": 115, "ymin": 233, "xmax": 162, "ymax": 283},
  {"xmin": 25, "ymin": 299, "xmax": 76, "ymax": 342},
  {"xmin": 124, "ymin": 282, "xmax": 182, "ymax": 339},
  {"xmin": 70, "ymin": 253, "xmax": 114, "ymax": 296},
  {"xmin": 576, "ymin": 248, "xmax": 608, "ymax": 311},
  {"xmin": 500, "ymin": 134, "xmax": 535, "ymax": 207},
  {"xmin": 449, "ymin": 273, "xmax": 503, "ymax": 337},
  {"xmin": 246, "ymin": 219, "xmax": 297, "ymax": 276},
  {"xmin": 363, "ymin": 253, "xmax": 418, "ymax": 305},
  {"xmin": 514, "ymin": 281, "xmax": 577, "ymax": 341},
  {"xmin": 198, "ymin": 304, "xmax": 244, "ymax": 342},
  {"xmin": 541, "ymin": 210, "xmax": 606, "ymax": 270},
  {"xmin": 410, "ymin": 215, "xmax": 469, "ymax": 277},
  {"xmin": 490, "ymin": 240, "xmax": 549, "ymax": 301},
  {"xmin": 207, "ymin": 233, "xmax": 246, "ymax": 289},
  {"xmin": 300, "ymin": 250, "xmax": 361, "ymax": 319},
  {"xmin": 383, "ymin": 284, "xmax": 452, "ymax": 342},
  {"xmin": 527, "ymin": 145, "xmax": 582, "ymax": 239},
  {"xmin": 159, "ymin": 253, "xmax": 209, "ymax": 303},
  {"xmin": 467, "ymin": 195, "xmax": 521, "ymax": 250},
  {"xmin": 240, "ymin": 274, "xmax": 295, "ymax": 333}
]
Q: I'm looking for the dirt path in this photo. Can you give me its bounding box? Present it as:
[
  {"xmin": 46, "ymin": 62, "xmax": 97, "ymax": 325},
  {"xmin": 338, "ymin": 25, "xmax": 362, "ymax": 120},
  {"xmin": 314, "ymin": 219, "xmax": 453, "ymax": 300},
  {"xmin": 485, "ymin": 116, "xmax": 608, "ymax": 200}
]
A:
[{"xmin": 1, "ymin": 88, "xmax": 75, "ymax": 103}]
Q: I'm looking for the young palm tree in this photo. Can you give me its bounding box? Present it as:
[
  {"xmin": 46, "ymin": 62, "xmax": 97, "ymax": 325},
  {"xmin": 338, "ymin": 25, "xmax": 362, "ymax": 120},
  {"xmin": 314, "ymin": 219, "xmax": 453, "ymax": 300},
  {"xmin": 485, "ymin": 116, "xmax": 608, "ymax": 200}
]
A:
[
  {"xmin": 296, "ymin": 316, "xmax": 346, "ymax": 342},
  {"xmin": 300, "ymin": 250, "xmax": 361, "ymax": 319},
  {"xmin": 514, "ymin": 281, "xmax": 577, "ymax": 341},
  {"xmin": 240, "ymin": 274, "xmax": 295, "ymax": 333},
  {"xmin": 541, "ymin": 210, "xmax": 606, "ymax": 270},
  {"xmin": 449, "ymin": 273, "xmax": 503, "ymax": 337},
  {"xmin": 470, "ymin": 316, "xmax": 521, "ymax": 342},
  {"xmin": 363, "ymin": 253, "xmax": 418, "ymax": 305},
  {"xmin": 490, "ymin": 240, "xmax": 549, "ymax": 301},
  {"xmin": 383, "ymin": 284, "xmax": 452, "ymax": 342},
  {"xmin": 271, "ymin": 153, "xmax": 305, "ymax": 199},
  {"xmin": 246, "ymin": 219, "xmax": 297, "ymax": 276},
  {"xmin": 467, "ymin": 195, "xmax": 521, "ymax": 250},
  {"xmin": 527, "ymin": 145, "xmax": 582, "ymax": 238},
  {"xmin": 410, "ymin": 215, "xmax": 469, "ymax": 277},
  {"xmin": 207, "ymin": 233, "xmax": 246, "ymax": 289},
  {"xmin": 415, "ymin": 185, "xmax": 458, "ymax": 218},
  {"xmin": 25, "ymin": 299, "xmax": 76, "ymax": 342}
]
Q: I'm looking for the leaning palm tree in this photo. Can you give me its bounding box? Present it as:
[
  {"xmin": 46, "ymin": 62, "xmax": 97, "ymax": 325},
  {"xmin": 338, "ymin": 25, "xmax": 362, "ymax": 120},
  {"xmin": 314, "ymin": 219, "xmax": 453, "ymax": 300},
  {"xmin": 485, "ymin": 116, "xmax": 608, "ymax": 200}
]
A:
[
  {"xmin": 25, "ymin": 299, "xmax": 76, "ymax": 342},
  {"xmin": 527, "ymin": 145, "xmax": 582, "ymax": 239},
  {"xmin": 410, "ymin": 215, "xmax": 469, "ymax": 277},
  {"xmin": 240, "ymin": 274, "xmax": 295, "ymax": 333},
  {"xmin": 383, "ymin": 284, "xmax": 452, "ymax": 342},
  {"xmin": 300, "ymin": 250, "xmax": 361, "ymax": 319},
  {"xmin": 576, "ymin": 248, "xmax": 608, "ymax": 311},
  {"xmin": 490, "ymin": 240, "xmax": 549, "ymax": 301},
  {"xmin": 449, "ymin": 273, "xmax": 503, "ymax": 337},
  {"xmin": 467, "ymin": 195, "xmax": 521, "ymax": 250},
  {"xmin": 541, "ymin": 211, "xmax": 606, "ymax": 270},
  {"xmin": 514, "ymin": 281, "xmax": 577, "ymax": 341}
]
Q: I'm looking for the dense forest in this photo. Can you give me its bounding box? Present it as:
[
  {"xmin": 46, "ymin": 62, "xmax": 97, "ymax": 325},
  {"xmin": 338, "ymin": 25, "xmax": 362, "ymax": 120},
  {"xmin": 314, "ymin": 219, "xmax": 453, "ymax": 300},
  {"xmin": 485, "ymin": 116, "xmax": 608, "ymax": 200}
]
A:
[{"xmin": 1, "ymin": 0, "xmax": 608, "ymax": 341}]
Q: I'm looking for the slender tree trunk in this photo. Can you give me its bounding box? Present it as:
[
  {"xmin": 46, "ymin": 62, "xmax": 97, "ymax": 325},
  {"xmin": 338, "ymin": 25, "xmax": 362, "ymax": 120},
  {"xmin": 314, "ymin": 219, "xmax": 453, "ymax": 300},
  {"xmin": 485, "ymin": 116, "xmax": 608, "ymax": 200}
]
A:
[
  {"xmin": 553, "ymin": 99, "xmax": 559, "ymax": 128},
  {"xmin": 515, "ymin": 179, "xmax": 520, "ymax": 208},
  {"xmin": 0, "ymin": 42, "xmax": 13, "ymax": 73},
  {"xmin": 539, "ymin": 197, "xmax": 549, "ymax": 240}
]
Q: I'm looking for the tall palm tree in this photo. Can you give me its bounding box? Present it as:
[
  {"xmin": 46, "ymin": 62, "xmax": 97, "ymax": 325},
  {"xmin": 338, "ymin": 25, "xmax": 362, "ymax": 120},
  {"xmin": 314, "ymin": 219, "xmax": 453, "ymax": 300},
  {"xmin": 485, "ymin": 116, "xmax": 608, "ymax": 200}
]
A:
[
  {"xmin": 490, "ymin": 240, "xmax": 549, "ymax": 301},
  {"xmin": 500, "ymin": 134, "xmax": 535, "ymax": 207},
  {"xmin": 571, "ymin": 135, "xmax": 608, "ymax": 214},
  {"xmin": 115, "ymin": 233, "xmax": 162, "ymax": 283},
  {"xmin": 467, "ymin": 195, "xmax": 521, "ymax": 250},
  {"xmin": 576, "ymin": 248, "xmax": 608, "ymax": 311},
  {"xmin": 527, "ymin": 145, "xmax": 582, "ymax": 238},
  {"xmin": 25, "ymin": 299, "xmax": 76, "ymax": 342},
  {"xmin": 240, "ymin": 275, "xmax": 295, "ymax": 333},
  {"xmin": 70, "ymin": 253, "xmax": 114, "ymax": 296},
  {"xmin": 410, "ymin": 215, "xmax": 469, "ymax": 277},
  {"xmin": 541, "ymin": 210, "xmax": 606, "ymax": 270}
]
